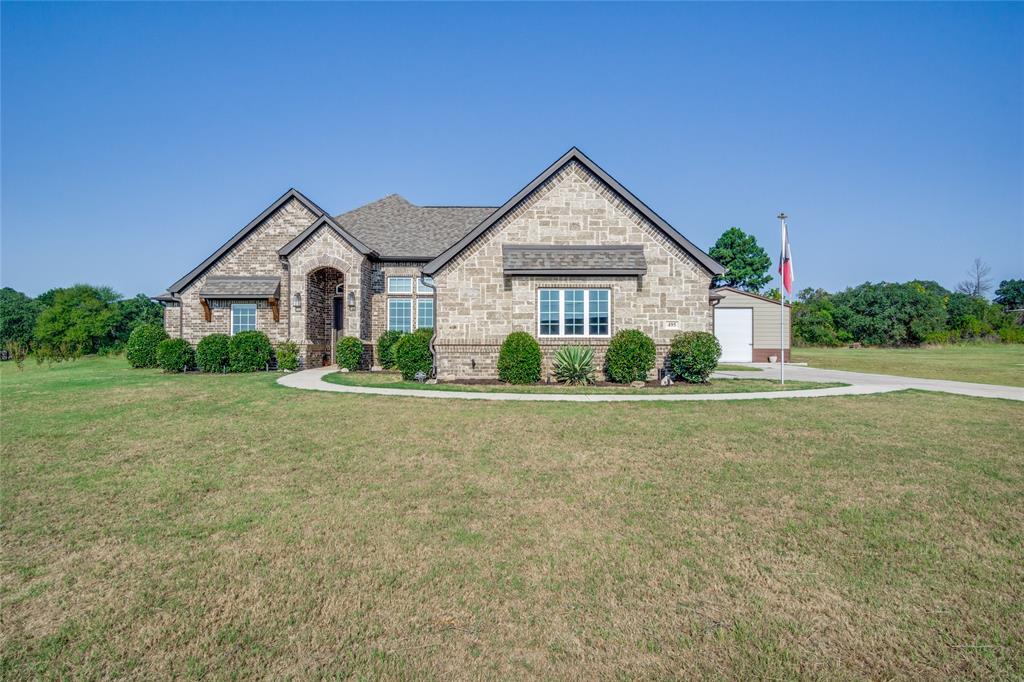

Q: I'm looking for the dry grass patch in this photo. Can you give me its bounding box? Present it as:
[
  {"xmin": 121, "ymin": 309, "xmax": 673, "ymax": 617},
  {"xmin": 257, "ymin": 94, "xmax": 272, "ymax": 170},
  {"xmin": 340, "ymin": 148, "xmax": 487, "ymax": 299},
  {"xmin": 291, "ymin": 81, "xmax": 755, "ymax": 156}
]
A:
[{"xmin": 1, "ymin": 357, "xmax": 1022, "ymax": 679}]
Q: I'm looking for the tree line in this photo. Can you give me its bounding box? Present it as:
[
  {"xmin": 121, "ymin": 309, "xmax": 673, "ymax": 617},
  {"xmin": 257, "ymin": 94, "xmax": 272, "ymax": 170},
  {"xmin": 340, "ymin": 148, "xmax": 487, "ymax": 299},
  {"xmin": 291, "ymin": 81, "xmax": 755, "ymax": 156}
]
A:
[
  {"xmin": 708, "ymin": 227, "xmax": 1024, "ymax": 347},
  {"xmin": 0, "ymin": 284, "xmax": 163, "ymax": 364}
]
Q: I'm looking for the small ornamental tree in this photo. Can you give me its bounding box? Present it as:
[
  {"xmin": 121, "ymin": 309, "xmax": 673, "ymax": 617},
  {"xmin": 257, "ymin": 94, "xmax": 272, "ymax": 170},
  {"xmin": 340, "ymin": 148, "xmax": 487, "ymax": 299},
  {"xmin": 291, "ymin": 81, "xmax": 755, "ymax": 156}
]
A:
[
  {"xmin": 393, "ymin": 327, "xmax": 433, "ymax": 380},
  {"xmin": 335, "ymin": 336, "xmax": 364, "ymax": 371},
  {"xmin": 126, "ymin": 323, "xmax": 168, "ymax": 368},
  {"xmin": 196, "ymin": 334, "xmax": 231, "ymax": 372},
  {"xmin": 668, "ymin": 331, "xmax": 721, "ymax": 383},
  {"xmin": 376, "ymin": 330, "xmax": 406, "ymax": 369},
  {"xmin": 229, "ymin": 330, "xmax": 272, "ymax": 372},
  {"xmin": 156, "ymin": 338, "xmax": 194, "ymax": 373},
  {"xmin": 604, "ymin": 329, "xmax": 656, "ymax": 383},
  {"xmin": 497, "ymin": 331, "xmax": 542, "ymax": 384}
]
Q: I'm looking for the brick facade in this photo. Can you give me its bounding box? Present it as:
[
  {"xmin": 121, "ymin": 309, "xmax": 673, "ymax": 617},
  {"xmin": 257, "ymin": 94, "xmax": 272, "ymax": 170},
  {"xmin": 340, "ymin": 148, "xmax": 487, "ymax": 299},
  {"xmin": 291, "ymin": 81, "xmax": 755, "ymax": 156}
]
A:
[
  {"xmin": 160, "ymin": 157, "xmax": 717, "ymax": 378},
  {"xmin": 431, "ymin": 161, "xmax": 713, "ymax": 379}
]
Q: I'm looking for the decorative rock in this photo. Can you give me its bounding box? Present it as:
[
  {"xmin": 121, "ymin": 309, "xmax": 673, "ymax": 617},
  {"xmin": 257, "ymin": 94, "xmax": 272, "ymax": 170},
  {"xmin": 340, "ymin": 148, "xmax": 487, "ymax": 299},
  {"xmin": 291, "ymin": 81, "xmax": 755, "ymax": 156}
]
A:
[
  {"xmin": 425, "ymin": 379, "xmax": 438, "ymax": 385},
  {"xmin": 660, "ymin": 375, "xmax": 673, "ymax": 386},
  {"xmin": 630, "ymin": 380, "xmax": 646, "ymax": 388},
  {"xmin": 340, "ymin": 367, "xmax": 350, "ymax": 373}
]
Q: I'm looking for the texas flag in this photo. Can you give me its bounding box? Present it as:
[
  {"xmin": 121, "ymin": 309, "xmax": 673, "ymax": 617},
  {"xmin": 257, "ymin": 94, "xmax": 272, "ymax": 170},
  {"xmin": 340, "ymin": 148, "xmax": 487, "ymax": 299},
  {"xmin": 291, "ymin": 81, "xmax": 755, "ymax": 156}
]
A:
[{"xmin": 779, "ymin": 220, "xmax": 794, "ymax": 294}]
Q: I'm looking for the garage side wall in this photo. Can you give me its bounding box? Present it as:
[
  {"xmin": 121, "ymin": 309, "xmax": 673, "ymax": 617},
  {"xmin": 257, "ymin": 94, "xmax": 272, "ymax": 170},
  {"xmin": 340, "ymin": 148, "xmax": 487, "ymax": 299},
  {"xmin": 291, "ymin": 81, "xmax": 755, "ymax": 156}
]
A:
[{"xmin": 715, "ymin": 290, "xmax": 790, "ymax": 362}]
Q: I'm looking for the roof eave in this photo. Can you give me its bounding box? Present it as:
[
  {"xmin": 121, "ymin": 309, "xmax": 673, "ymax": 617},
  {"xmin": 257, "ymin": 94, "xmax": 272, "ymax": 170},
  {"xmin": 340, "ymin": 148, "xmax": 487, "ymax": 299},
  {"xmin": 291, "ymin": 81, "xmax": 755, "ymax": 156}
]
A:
[{"xmin": 503, "ymin": 268, "xmax": 647, "ymax": 276}]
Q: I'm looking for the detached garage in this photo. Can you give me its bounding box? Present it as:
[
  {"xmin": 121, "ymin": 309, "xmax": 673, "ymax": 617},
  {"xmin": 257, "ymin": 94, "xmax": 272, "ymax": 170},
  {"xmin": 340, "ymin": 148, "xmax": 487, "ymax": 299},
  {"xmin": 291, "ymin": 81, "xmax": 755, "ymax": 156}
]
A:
[{"xmin": 710, "ymin": 287, "xmax": 791, "ymax": 363}]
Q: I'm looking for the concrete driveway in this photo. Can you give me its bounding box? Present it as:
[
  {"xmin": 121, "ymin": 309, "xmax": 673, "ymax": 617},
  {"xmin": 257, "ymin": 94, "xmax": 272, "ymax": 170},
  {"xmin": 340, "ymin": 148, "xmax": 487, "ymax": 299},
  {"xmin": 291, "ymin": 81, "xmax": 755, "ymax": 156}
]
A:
[{"xmin": 716, "ymin": 364, "xmax": 1024, "ymax": 401}]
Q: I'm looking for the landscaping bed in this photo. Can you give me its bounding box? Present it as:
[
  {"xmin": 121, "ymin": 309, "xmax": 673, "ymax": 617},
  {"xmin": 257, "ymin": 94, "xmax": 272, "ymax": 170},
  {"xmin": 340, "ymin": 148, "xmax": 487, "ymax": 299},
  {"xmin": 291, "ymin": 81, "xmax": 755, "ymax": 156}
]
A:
[{"xmin": 324, "ymin": 370, "xmax": 844, "ymax": 394}]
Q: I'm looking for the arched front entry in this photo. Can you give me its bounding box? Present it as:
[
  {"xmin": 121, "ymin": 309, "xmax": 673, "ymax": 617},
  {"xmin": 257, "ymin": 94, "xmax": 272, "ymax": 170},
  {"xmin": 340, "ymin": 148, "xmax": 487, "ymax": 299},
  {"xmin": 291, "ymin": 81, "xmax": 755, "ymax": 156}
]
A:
[{"xmin": 305, "ymin": 266, "xmax": 345, "ymax": 367}]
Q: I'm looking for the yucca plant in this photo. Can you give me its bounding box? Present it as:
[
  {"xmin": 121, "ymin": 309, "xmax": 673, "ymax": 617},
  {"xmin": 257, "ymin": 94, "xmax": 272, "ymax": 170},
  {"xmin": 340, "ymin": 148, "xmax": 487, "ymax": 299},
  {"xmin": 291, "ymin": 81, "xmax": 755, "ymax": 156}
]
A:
[{"xmin": 553, "ymin": 345, "xmax": 596, "ymax": 386}]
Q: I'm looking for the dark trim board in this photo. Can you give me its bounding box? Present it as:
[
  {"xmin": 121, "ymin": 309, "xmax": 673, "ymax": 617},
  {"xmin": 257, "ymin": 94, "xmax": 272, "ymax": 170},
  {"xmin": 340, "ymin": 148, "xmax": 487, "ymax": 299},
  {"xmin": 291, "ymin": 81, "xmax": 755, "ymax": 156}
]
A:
[{"xmin": 423, "ymin": 147, "xmax": 726, "ymax": 277}]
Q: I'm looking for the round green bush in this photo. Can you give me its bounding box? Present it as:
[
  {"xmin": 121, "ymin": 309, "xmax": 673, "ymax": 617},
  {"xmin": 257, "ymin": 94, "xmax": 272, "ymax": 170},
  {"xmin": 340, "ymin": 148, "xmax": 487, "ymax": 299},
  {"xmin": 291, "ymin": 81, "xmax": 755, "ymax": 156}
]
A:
[
  {"xmin": 125, "ymin": 323, "xmax": 168, "ymax": 368},
  {"xmin": 604, "ymin": 329, "xmax": 656, "ymax": 383},
  {"xmin": 668, "ymin": 331, "xmax": 721, "ymax": 383},
  {"xmin": 335, "ymin": 336, "xmax": 364, "ymax": 370},
  {"xmin": 497, "ymin": 331, "xmax": 542, "ymax": 384},
  {"xmin": 229, "ymin": 330, "xmax": 272, "ymax": 372},
  {"xmin": 376, "ymin": 330, "xmax": 406, "ymax": 369},
  {"xmin": 195, "ymin": 334, "xmax": 230, "ymax": 373},
  {"xmin": 156, "ymin": 338, "xmax": 194, "ymax": 373},
  {"xmin": 393, "ymin": 327, "xmax": 433, "ymax": 380},
  {"xmin": 276, "ymin": 340, "xmax": 300, "ymax": 371}
]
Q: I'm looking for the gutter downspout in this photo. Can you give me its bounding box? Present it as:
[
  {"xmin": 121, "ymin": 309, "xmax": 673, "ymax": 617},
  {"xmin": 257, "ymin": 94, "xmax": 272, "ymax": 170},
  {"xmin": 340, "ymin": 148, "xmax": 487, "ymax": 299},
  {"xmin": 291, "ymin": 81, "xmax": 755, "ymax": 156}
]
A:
[{"xmin": 419, "ymin": 274, "xmax": 438, "ymax": 378}]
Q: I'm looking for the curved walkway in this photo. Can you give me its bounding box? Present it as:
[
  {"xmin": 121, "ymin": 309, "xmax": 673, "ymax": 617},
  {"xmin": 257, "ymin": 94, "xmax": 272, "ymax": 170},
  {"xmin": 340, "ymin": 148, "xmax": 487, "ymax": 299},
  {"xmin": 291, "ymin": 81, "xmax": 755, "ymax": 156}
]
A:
[
  {"xmin": 278, "ymin": 367, "xmax": 891, "ymax": 402},
  {"xmin": 278, "ymin": 365, "xmax": 1024, "ymax": 402}
]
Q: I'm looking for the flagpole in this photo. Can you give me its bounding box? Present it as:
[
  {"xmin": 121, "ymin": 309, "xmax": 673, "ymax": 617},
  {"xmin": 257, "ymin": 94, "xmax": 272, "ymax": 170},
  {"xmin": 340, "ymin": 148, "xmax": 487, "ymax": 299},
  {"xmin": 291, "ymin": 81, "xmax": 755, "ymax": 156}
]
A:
[{"xmin": 778, "ymin": 212, "xmax": 787, "ymax": 385}]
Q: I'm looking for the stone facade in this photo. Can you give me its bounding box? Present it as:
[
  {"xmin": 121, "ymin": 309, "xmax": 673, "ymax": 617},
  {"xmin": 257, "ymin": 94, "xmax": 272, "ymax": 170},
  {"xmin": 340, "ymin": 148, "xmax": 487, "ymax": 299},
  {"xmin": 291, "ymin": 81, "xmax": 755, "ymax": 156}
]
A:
[
  {"xmin": 431, "ymin": 161, "xmax": 713, "ymax": 379},
  {"xmin": 160, "ymin": 156, "xmax": 717, "ymax": 377}
]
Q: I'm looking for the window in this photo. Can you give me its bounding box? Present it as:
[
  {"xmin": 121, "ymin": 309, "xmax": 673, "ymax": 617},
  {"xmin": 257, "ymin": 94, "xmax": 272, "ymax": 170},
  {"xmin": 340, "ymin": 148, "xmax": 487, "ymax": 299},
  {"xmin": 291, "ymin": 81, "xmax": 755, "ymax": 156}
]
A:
[
  {"xmin": 387, "ymin": 277, "xmax": 413, "ymax": 294},
  {"xmin": 416, "ymin": 276, "xmax": 435, "ymax": 294},
  {"xmin": 536, "ymin": 289, "xmax": 611, "ymax": 337},
  {"xmin": 231, "ymin": 303, "xmax": 257, "ymax": 334},
  {"xmin": 388, "ymin": 299, "xmax": 412, "ymax": 332},
  {"xmin": 417, "ymin": 298, "xmax": 434, "ymax": 330}
]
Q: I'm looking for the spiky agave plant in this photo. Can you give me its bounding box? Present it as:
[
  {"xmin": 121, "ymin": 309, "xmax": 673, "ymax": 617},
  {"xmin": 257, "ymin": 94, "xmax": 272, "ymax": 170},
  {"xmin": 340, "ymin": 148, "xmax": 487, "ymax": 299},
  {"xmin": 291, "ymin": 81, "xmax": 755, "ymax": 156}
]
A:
[{"xmin": 553, "ymin": 345, "xmax": 596, "ymax": 386}]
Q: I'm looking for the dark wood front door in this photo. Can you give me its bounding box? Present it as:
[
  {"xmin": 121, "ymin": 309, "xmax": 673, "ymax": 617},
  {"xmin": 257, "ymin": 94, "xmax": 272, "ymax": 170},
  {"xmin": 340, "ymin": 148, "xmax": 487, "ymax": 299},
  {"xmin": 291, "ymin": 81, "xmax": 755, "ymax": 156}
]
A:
[{"xmin": 333, "ymin": 296, "xmax": 344, "ymax": 332}]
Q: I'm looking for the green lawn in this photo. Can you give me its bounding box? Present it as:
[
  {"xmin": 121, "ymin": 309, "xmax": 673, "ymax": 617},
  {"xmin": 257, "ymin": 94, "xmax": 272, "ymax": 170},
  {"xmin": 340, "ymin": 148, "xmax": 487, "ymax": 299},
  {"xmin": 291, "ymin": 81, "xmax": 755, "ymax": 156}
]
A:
[
  {"xmin": 792, "ymin": 344, "xmax": 1024, "ymax": 387},
  {"xmin": 324, "ymin": 371, "xmax": 839, "ymax": 394},
  {"xmin": 2, "ymin": 357, "xmax": 1022, "ymax": 679}
]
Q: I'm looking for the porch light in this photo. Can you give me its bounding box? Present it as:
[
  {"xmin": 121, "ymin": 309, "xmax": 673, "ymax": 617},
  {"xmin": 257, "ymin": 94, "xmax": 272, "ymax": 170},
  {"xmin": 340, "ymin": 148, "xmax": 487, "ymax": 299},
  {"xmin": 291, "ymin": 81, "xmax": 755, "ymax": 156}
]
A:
[
  {"xmin": 292, "ymin": 292, "xmax": 301, "ymax": 311},
  {"xmin": 347, "ymin": 291, "xmax": 356, "ymax": 307}
]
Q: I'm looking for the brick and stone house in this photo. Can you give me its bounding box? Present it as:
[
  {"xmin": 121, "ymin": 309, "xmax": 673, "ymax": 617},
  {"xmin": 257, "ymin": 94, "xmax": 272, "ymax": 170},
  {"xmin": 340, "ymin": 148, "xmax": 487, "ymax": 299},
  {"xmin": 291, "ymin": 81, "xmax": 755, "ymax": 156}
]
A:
[{"xmin": 155, "ymin": 148, "xmax": 726, "ymax": 379}]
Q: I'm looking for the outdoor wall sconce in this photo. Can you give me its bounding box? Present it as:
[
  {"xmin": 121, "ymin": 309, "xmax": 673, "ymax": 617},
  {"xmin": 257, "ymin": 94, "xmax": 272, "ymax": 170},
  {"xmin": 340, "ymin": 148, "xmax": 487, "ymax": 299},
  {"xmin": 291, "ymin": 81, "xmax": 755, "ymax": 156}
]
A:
[
  {"xmin": 292, "ymin": 292, "xmax": 301, "ymax": 311},
  {"xmin": 347, "ymin": 291, "xmax": 356, "ymax": 308}
]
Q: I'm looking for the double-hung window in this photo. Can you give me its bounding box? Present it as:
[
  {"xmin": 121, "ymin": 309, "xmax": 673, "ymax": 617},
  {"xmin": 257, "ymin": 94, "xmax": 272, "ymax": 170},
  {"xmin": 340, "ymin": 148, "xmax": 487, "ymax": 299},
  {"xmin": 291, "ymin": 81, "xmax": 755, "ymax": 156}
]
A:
[
  {"xmin": 416, "ymin": 298, "xmax": 434, "ymax": 330},
  {"xmin": 388, "ymin": 299, "xmax": 412, "ymax": 332},
  {"xmin": 231, "ymin": 303, "xmax": 257, "ymax": 335},
  {"xmin": 537, "ymin": 289, "xmax": 610, "ymax": 337}
]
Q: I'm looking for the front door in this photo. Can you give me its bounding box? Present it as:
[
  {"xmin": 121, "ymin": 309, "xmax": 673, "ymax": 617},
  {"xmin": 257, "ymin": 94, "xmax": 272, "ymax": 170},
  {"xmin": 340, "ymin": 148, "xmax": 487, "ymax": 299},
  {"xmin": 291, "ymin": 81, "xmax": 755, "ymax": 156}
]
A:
[{"xmin": 332, "ymin": 296, "xmax": 344, "ymax": 333}]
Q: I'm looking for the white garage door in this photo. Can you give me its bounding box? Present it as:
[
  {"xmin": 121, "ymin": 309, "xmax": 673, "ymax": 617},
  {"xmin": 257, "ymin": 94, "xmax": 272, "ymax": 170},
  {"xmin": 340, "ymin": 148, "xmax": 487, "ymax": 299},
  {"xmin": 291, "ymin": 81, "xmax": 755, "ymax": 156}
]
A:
[{"xmin": 714, "ymin": 308, "xmax": 753, "ymax": 363}]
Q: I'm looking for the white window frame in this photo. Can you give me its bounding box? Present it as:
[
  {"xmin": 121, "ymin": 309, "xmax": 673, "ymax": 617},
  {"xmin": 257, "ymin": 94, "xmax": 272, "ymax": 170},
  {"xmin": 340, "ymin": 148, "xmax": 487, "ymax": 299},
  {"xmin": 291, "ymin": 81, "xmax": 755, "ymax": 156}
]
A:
[
  {"xmin": 536, "ymin": 288, "xmax": 611, "ymax": 338},
  {"xmin": 387, "ymin": 276, "xmax": 413, "ymax": 294},
  {"xmin": 231, "ymin": 303, "xmax": 257, "ymax": 335},
  {"xmin": 416, "ymin": 298, "xmax": 434, "ymax": 330},
  {"xmin": 387, "ymin": 298, "xmax": 413, "ymax": 332},
  {"xmin": 416, "ymin": 276, "xmax": 435, "ymax": 295}
]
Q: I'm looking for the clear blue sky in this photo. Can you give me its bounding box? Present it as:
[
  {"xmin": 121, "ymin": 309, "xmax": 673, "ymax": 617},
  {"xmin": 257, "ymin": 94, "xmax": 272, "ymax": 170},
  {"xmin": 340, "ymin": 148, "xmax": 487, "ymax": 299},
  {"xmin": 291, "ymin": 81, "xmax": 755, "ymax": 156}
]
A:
[{"xmin": 2, "ymin": 2, "xmax": 1021, "ymax": 298}]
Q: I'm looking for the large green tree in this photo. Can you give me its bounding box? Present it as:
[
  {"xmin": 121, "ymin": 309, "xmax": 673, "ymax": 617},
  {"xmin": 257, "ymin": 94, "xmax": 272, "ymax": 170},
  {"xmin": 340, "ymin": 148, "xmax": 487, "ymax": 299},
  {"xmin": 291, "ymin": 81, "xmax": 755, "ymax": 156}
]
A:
[
  {"xmin": 831, "ymin": 281, "xmax": 947, "ymax": 346},
  {"xmin": 0, "ymin": 287, "xmax": 41, "ymax": 349},
  {"xmin": 112, "ymin": 294, "xmax": 164, "ymax": 346},
  {"xmin": 994, "ymin": 279, "xmax": 1024, "ymax": 310},
  {"xmin": 33, "ymin": 285, "xmax": 121, "ymax": 356},
  {"xmin": 708, "ymin": 227, "xmax": 772, "ymax": 292}
]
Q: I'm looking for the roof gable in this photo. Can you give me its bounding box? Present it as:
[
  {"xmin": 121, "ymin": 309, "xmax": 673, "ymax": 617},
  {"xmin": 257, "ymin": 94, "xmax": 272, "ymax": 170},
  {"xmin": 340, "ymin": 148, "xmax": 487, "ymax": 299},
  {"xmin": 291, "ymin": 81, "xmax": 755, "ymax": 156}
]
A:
[
  {"xmin": 278, "ymin": 215, "xmax": 372, "ymax": 258},
  {"xmin": 422, "ymin": 147, "xmax": 725, "ymax": 276},
  {"xmin": 167, "ymin": 189, "xmax": 325, "ymax": 294}
]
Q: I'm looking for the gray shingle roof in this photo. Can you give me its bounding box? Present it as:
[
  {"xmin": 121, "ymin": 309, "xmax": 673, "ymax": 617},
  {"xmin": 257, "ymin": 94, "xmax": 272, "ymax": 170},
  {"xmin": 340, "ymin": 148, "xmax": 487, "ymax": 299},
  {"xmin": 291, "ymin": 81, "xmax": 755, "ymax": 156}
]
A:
[
  {"xmin": 502, "ymin": 245, "xmax": 647, "ymax": 275},
  {"xmin": 334, "ymin": 195, "xmax": 495, "ymax": 260},
  {"xmin": 199, "ymin": 276, "xmax": 281, "ymax": 299}
]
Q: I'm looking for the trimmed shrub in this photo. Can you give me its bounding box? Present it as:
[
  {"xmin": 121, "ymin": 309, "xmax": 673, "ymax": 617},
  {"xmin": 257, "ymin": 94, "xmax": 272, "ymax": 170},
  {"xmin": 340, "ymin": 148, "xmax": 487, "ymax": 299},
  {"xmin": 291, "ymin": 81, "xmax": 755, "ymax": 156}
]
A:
[
  {"xmin": 195, "ymin": 334, "xmax": 230, "ymax": 373},
  {"xmin": 229, "ymin": 330, "xmax": 272, "ymax": 372},
  {"xmin": 276, "ymin": 340, "xmax": 300, "ymax": 371},
  {"xmin": 999, "ymin": 325, "xmax": 1024, "ymax": 344},
  {"xmin": 335, "ymin": 336, "xmax": 364, "ymax": 371},
  {"xmin": 553, "ymin": 346, "xmax": 595, "ymax": 386},
  {"xmin": 497, "ymin": 331, "xmax": 542, "ymax": 384},
  {"xmin": 668, "ymin": 331, "xmax": 721, "ymax": 383},
  {"xmin": 604, "ymin": 329, "xmax": 656, "ymax": 383},
  {"xmin": 376, "ymin": 329, "xmax": 406, "ymax": 369},
  {"xmin": 156, "ymin": 338, "xmax": 194, "ymax": 373},
  {"xmin": 393, "ymin": 327, "xmax": 433, "ymax": 380},
  {"xmin": 125, "ymin": 323, "xmax": 168, "ymax": 368}
]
